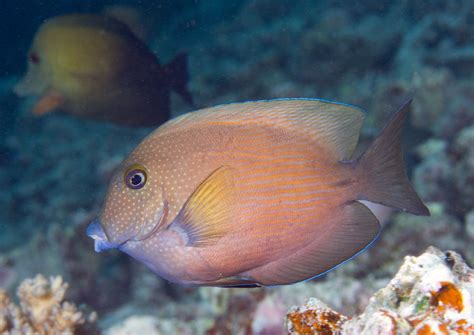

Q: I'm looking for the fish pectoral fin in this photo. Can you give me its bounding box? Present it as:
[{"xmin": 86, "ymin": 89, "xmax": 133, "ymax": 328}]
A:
[
  {"xmin": 32, "ymin": 90, "xmax": 64, "ymax": 115},
  {"xmin": 170, "ymin": 165, "xmax": 234, "ymax": 247},
  {"xmin": 254, "ymin": 202, "xmax": 380, "ymax": 286}
]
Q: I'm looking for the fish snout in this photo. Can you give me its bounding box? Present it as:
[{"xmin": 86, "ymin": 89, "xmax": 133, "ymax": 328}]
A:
[{"xmin": 86, "ymin": 219, "xmax": 118, "ymax": 252}]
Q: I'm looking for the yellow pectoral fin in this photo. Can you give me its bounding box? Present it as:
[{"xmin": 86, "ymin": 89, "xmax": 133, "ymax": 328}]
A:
[
  {"xmin": 32, "ymin": 90, "xmax": 64, "ymax": 115},
  {"xmin": 170, "ymin": 166, "xmax": 235, "ymax": 247}
]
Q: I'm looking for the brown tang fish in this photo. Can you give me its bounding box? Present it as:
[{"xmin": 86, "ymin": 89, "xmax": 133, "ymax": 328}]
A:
[
  {"xmin": 87, "ymin": 98, "xmax": 429, "ymax": 287},
  {"xmin": 14, "ymin": 14, "xmax": 193, "ymax": 127}
]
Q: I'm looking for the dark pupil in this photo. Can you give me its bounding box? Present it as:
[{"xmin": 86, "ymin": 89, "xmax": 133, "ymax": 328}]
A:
[{"xmin": 131, "ymin": 174, "xmax": 142, "ymax": 186}]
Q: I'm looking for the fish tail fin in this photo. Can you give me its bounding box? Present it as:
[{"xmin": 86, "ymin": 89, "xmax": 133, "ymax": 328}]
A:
[
  {"xmin": 163, "ymin": 53, "xmax": 195, "ymax": 107},
  {"xmin": 354, "ymin": 99, "xmax": 430, "ymax": 216}
]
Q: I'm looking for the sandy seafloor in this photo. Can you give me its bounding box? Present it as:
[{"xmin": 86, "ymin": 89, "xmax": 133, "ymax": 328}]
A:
[{"xmin": 0, "ymin": 1, "xmax": 473, "ymax": 333}]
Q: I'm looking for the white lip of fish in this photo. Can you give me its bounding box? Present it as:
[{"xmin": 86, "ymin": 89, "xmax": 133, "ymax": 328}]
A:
[
  {"xmin": 86, "ymin": 220, "xmax": 123, "ymax": 252},
  {"xmin": 87, "ymin": 206, "xmax": 166, "ymax": 253}
]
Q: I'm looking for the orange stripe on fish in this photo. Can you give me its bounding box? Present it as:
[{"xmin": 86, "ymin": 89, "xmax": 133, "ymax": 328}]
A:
[{"xmin": 89, "ymin": 98, "xmax": 429, "ymax": 287}]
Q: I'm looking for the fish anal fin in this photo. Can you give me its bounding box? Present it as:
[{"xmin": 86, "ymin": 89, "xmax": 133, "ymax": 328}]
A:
[
  {"xmin": 170, "ymin": 166, "xmax": 234, "ymax": 247},
  {"xmin": 33, "ymin": 90, "xmax": 64, "ymax": 115},
  {"xmin": 251, "ymin": 202, "xmax": 380, "ymax": 286},
  {"xmin": 204, "ymin": 276, "xmax": 260, "ymax": 288}
]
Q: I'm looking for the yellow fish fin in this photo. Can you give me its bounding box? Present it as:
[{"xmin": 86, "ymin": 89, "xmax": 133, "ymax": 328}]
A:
[
  {"xmin": 33, "ymin": 90, "xmax": 64, "ymax": 115},
  {"xmin": 171, "ymin": 166, "xmax": 234, "ymax": 247},
  {"xmin": 161, "ymin": 99, "xmax": 365, "ymax": 160},
  {"xmin": 253, "ymin": 201, "xmax": 380, "ymax": 286}
]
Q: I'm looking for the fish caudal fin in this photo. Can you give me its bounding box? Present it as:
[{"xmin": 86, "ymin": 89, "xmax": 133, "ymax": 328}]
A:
[
  {"xmin": 354, "ymin": 100, "xmax": 429, "ymax": 216},
  {"xmin": 163, "ymin": 53, "xmax": 194, "ymax": 107}
]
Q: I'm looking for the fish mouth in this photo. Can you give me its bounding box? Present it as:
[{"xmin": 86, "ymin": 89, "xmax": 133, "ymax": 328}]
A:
[
  {"xmin": 86, "ymin": 219, "xmax": 124, "ymax": 252},
  {"xmin": 87, "ymin": 198, "xmax": 168, "ymax": 252}
]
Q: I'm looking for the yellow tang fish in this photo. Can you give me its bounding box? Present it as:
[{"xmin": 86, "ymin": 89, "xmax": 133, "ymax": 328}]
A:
[
  {"xmin": 87, "ymin": 98, "xmax": 429, "ymax": 287},
  {"xmin": 15, "ymin": 14, "xmax": 193, "ymax": 127}
]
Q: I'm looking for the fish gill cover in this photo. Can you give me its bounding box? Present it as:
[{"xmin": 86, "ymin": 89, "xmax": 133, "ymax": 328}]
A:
[{"xmin": 0, "ymin": 0, "xmax": 473, "ymax": 334}]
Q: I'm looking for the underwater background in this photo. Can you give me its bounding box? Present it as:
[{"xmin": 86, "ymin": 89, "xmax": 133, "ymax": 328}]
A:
[{"xmin": 0, "ymin": 0, "xmax": 473, "ymax": 334}]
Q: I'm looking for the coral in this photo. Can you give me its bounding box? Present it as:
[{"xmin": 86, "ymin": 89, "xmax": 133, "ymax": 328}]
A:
[
  {"xmin": 104, "ymin": 316, "xmax": 160, "ymax": 335},
  {"xmin": 362, "ymin": 209, "xmax": 472, "ymax": 277},
  {"xmin": 1, "ymin": 211, "xmax": 133, "ymax": 313},
  {"xmin": 105, "ymin": 314, "xmax": 216, "ymax": 335},
  {"xmin": 286, "ymin": 247, "xmax": 474, "ymax": 335},
  {"xmin": 410, "ymin": 67, "xmax": 454, "ymax": 131},
  {"xmin": 289, "ymin": 8, "xmax": 403, "ymax": 89},
  {"xmin": 395, "ymin": 2, "xmax": 474, "ymax": 79},
  {"xmin": 0, "ymin": 274, "xmax": 98, "ymax": 335},
  {"xmin": 451, "ymin": 126, "xmax": 474, "ymax": 211},
  {"xmin": 205, "ymin": 289, "xmax": 266, "ymax": 334},
  {"xmin": 414, "ymin": 124, "xmax": 474, "ymax": 217},
  {"xmin": 287, "ymin": 299, "xmax": 348, "ymax": 335}
]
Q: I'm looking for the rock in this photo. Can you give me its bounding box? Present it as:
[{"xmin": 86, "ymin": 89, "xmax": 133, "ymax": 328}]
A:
[
  {"xmin": 411, "ymin": 67, "xmax": 453, "ymax": 131},
  {"xmin": 287, "ymin": 298, "xmax": 349, "ymax": 335},
  {"xmin": 286, "ymin": 247, "xmax": 474, "ymax": 334},
  {"xmin": 104, "ymin": 314, "xmax": 214, "ymax": 335},
  {"xmin": 414, "ymin": 124, "xmax": 474, "ymax": 217},
  {"xmin": 466, "ymin": 210, "xmax": 474, "ymax": 241},
  {"xmin": 105, "ymin": 316, "xmax": 160, "ymax": 335},
  {"xmin": 452, "ymin": 126, "xmax": 474, "ymax": 212}
]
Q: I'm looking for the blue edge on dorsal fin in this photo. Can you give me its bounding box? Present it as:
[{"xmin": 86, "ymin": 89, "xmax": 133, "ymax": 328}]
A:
[{"xmin": 209, "ymin": 97, "xmax": 367, "ymax": 115}]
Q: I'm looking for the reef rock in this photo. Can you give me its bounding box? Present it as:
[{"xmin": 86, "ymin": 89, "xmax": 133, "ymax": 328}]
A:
[
  {"xmin": 105, "ymin": 316, "xmax": 160, "ymax": 335},
  {"xmin": 0, "ymin": 274, "xmax": 98, "ymax": 335},
  {"xmin": 286, "ymin": 247, "xmax": 474, "ymax": 334}
]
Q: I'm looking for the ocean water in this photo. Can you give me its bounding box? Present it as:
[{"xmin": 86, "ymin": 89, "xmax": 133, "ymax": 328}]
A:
[{"xmin": 0, "ymin": 1, "xmax": 473, "ymax": 334}]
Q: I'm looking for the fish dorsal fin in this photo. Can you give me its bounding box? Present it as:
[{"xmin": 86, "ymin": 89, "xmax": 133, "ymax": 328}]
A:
[
  {"xmin": 159, "ymin": 99, "xmax": 365, "ymax": 160},
  {"xmin": 254, "ymin": 202, "xmax": 380, "ymax": 286},
  {"xmin": 170, "ymin": 166, "xmax": 234, "ymax": 247}
]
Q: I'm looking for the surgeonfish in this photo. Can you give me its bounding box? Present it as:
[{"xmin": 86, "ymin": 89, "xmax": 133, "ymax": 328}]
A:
[
  {"xmin": 15, "ymin": 14, "xmax": 193, "ymax": 127},
  {"xmin": 87, "ymin": 98, "xmax": 429, "ymax": 287}
]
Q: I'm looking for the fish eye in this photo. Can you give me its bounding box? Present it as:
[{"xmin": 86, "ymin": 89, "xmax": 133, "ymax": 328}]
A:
[
  {"xmin": 124, "ymin": 165, "xmax": 147, "ymax": 190},
  {"xmin": 29, "ymin": 52, "xmax": 40, "ymax": 64}
]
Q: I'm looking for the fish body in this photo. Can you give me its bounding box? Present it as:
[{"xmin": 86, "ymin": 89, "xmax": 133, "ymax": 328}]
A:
[
  {"xmin": 15, "ymin": 14, "xmax": 193, "ymax": 126},
  {"xmin": 88, "ymin": 99, "xmax": 429, "ymax": 286}
]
